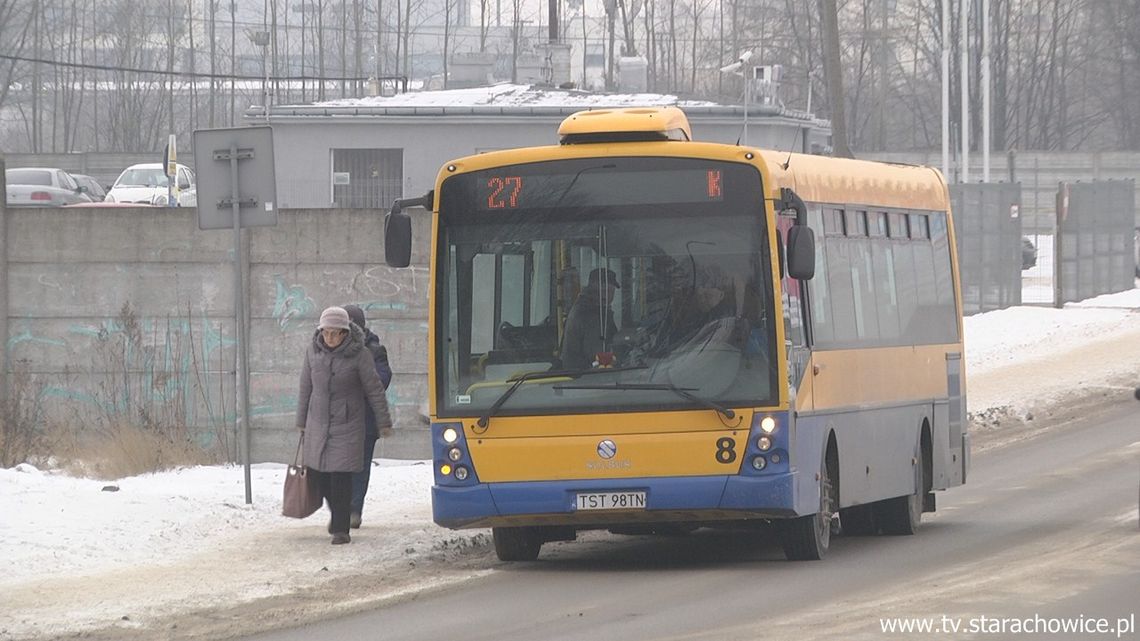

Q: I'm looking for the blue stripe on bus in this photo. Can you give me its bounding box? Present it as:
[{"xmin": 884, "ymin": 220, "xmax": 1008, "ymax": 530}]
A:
[{"xmin": 432, "ymin": 472, "xmax": 800, "ymax": 528}]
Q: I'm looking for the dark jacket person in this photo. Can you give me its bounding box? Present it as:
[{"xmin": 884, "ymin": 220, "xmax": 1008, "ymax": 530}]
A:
[
  {"xmin": 342, "ymin": 304, "xmax": 393, "ymax": 529},
  {"xmin": 560, "ymin": 268, "xmax": 620, "ymax": 369},
  {"xmin": 296, "ymin": 306, "xmax": 392, "ymax": 544}
]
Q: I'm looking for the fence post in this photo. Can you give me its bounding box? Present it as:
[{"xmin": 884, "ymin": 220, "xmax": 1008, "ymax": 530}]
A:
[
  {"xmin": 0, "ymin": 156, "xmax": 8, "ymax": 413},
  {"xmin": 1054, "ymin": 182, "xmax": 1067, "ymax": 308}
]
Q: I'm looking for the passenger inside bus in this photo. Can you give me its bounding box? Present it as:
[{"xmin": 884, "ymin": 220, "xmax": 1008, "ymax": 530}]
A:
[{"xmin": 558, "ymin": 267, "xmax": 621, "ymax": 369}]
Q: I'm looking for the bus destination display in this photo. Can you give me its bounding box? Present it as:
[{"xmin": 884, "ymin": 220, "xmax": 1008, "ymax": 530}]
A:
[{"xmin": 478, "ymin": 168, "xmax": 725, "ymax": 210}]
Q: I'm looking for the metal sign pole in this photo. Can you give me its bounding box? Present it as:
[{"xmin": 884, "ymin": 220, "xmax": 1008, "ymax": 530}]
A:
[
  {"xmin": 195, "ymin": 126, "xmax": 276, "ymax": 506},
  {"xmin": 743, "ymin": 74, "xmax": 750, "ymax": 146},
  {"xmin": 229, "ymin": 143, "xmax": 253, "ymax": 504}
]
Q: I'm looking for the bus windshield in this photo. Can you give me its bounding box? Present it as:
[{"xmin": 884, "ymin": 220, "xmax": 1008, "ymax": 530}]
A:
[{"xmin": 435, "ymin": 157, "xmax": 778, "ymax": 418}]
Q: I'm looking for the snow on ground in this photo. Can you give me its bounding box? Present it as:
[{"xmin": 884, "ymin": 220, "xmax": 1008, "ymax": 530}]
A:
[
  {"xmin": 965, "ymin": 284, "xmax": 1140, "ymax": 418},
  {"xmin": 2, "ymin": 285, "xmax": 1139, "ymax": 641}
]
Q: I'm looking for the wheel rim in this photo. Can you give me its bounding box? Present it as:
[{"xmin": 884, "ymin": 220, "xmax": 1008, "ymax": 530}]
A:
[
  {"xmin": 908, "ymin": 456, "xmax": 924, "ymax": 528},
  {"xmin": 817, "ymin": 464, "xmax": 835, "ymax": 548}
]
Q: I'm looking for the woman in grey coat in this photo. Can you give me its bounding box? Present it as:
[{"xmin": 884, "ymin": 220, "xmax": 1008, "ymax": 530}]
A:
[{"xmin": 297, "ymin": 306, "xmax": 393, "ymax": 544}]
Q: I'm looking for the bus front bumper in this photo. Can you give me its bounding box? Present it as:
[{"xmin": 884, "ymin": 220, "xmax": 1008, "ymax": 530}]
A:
[{"xmin": 432, "ymin": 472, "xmax": 798, "ymax": 529}]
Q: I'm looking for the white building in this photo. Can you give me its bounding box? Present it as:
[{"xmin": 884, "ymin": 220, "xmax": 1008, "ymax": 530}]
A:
[{"xmin": 252, "ymin": 83, "xmax": 832, "ymax": 210}]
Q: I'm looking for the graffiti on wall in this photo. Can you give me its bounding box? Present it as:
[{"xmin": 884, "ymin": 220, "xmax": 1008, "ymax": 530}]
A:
[
  {"xmin": 13, "ymin": 304, "xmax": 237, "ymax": 453},
  {"xmin": 272, "ymin": 276, "xmax": 316, "ymax": 331},
  {"xmin": 351, "ymin": 265, "xmax": 430, "ymax": 310}
]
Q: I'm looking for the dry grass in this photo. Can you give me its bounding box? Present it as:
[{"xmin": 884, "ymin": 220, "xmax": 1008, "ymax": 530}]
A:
[
  {"xmin": 3, "ymin": 301, "xmax": 228, "ymax": 478},
  {"xmin": 0, "ymin": 359, "xmax": 49, "ymax": 468},
  {"xmin": 0, "ymin": 421, "xmax": 46, "ymax": 468},
  {"xmin": 50, "ymin": 422, "xmax": 222, "ymax": 480}
]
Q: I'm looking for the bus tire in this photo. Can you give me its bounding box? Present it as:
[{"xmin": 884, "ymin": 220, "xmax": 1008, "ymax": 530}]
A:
[
  {"xmin": 780, "ymin": 447, "xmax": 837, "ymax": 561},
  {"xmin": 492, "ymin": 526, "xmax": 543, "ymax": 561},
  {"xmin": 876, "ymin": 449, "xmax": 925, "ymax": 535},
  {"xmin": 839, "ymin": 504, "xmax": 877, "ymax": 536}
]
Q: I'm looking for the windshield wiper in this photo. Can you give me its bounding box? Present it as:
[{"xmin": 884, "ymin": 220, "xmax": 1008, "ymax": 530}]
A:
[
  {"xmin": 476, "ymin": 366, "xmax": 647, "ymax": 429},
  {"xmin": 550, "ymin": 382, "xmax": 736, "ymax": 420}
]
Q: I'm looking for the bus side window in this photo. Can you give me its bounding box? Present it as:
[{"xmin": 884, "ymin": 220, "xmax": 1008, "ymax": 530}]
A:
[
  {"xmin": 806, "ymin": 205, "xmax": 834, "ymax": 344},
  {"xmin": 470, "ymin": 253, "xmax": 497, "ymax": 356}
]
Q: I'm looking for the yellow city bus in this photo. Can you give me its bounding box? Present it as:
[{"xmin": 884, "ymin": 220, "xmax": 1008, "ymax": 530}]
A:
[{"xmin": 385, "ymin": 106, "xmax": 967, "ymax": 561}]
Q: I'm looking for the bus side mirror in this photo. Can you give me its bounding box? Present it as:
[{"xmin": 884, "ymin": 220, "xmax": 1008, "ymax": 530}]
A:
[
  {"xmin": 385, "ymin": 211, "xmax": 412, "ymax": 268},
  {"xmin": 384, "ymin": 190, "xmax": 432, "ymax": 268},
  {"xmin": 787, "ymin": 226, "xmax": 815, "ymax": 280}
]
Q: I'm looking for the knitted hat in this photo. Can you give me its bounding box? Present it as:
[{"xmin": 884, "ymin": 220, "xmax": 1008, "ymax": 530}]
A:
[
  {"xmin": 318, "ymin": 306, "xmax": 351, "ymax": 330},
  {"xmin": 343, "ymin": 304, "xmax": 366, "ymax": 329}
]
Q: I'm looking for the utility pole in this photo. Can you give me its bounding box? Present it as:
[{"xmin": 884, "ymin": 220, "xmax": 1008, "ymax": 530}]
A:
[
  {"xmin": 960, "ymin": 0, "xmax": 969, "ymax": 182},
  {"xmin": 272, "ymin": 0, "xmax": 280, "ymax": 101},
  {"xmin": 209, "ymin": 0, "xmax": 216, "ymax": 128},
  {"xmin": 32, "ymin": 0, "xmax": 41, "ymax": 152},
  {"xmin": 230, "ymin": 0, "xmax": 236, "ymax": 127},
  {"xmin": 941, "ymin": 0, "xmax": 949, "ymax": 179},
  {"xmin": 167, "ymin": 0, "xmax": 175, "ymax": 137},
  {"xmin": 875, "ymin": 0, "xmax": 888, "ymax": 150},
  {"xmin": 982, "ymin": 0, "xmax": 991, "ymax": 182}
]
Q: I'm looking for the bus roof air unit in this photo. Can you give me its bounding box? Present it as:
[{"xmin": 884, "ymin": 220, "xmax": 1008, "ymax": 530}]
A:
[{"xmin": 558, "ymin": 107, "xmax": 693, "ymax": 145}]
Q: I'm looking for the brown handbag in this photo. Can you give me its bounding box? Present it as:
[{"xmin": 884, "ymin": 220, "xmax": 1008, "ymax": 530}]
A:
[{"xmin": 282, "ymin": 433, "xmax": 322, "ymax": 519}]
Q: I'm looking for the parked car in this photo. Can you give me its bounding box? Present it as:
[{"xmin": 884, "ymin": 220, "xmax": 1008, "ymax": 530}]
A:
[
  {"xmin": 4, "ymin": 167, "xmax": 95, "ymax": 207},
  {"xmin": 105, "ymin": 163, "xmax": 196, "ymax": 207},
  {"xmin": 1021, "ymin": 236, "xmax": 1037, "ymax": 270},
  {"xmin": 63, "ymin": 202, "xmax": 157, "ymax": 208},
  {"xmin": 70, "ymin": 174, "xmax": 107, "ymax": 201}
]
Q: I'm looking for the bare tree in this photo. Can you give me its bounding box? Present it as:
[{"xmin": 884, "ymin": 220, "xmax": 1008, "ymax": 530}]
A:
[
  {"xmin": 819, "ymin": 0, "xmax": 853, "ymax": 156},
  {"xmin": 442, "ymin": 0, "xmax": 454, "ymax": 86},
  {"xmin": 0, "ymin": 0, "xmax": 34, "ymax": 115},
  {"xmin": 688, "ymin": 0, "xmax": 708, "ymax": 92},
  {"xmin": 1093, "ymin": 0, "xmax": 1140, "ymax": 148}
]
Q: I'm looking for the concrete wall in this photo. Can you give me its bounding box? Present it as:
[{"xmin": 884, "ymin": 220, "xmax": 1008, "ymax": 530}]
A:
[{"xmin": 0, "ymin": 205, "xmax": 434, "ymax": 463}]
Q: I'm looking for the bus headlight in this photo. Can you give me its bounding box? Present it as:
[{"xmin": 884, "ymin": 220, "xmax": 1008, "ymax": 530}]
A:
[
  {"xmin": 454, "ymin": 466, "xmax": 469, "ymax": 481},
  {"xmin": 756, "ymin": 436, "xmax": 772, "ymax": 451},
  {"xmin": 442, "ymin": 427, "xmax": 459, "ymax": 443},
  {"xmin": 751, "ymin": 456, "xmax": 767, "ymax": 471},
  {"xmin": 447, "ymin": 447, "xmax": 463, "ymax": 461},
  {"xmin": 760, "ymin": 416, "xmax": 777, "ymax": 433}
]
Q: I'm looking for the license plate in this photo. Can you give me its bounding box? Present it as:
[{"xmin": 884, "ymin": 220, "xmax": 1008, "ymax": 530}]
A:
[{"xmin": 575, "ymin": 491, "xmax": 646, "ymax": 511}]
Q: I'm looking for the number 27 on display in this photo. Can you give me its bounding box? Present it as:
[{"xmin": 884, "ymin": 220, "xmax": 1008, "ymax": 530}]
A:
[{"xmin": 487, "ymin": 176, "xmax": 522, "ymax": 209}]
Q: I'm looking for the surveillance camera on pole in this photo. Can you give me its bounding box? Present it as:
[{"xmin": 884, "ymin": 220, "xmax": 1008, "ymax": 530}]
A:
[
  {"xmin": 719, "ymin": 50, "xmax": 753, "ymax": 75},
  {"xmin": 718, "ymin": 50, "xmax": 755, "ymax": 145}
]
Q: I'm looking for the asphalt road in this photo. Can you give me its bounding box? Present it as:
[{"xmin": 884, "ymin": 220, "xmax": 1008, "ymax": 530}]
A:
[{"xmin": 245, "ymin": 402, "xmax": 1139, "ymax": 641}]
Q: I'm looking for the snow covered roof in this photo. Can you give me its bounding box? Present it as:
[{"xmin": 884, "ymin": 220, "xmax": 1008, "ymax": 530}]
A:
[
  {"xmin": 262, "ymin": 83, "xmax": 821, "ymax": 123},
  {"xmin": 310, "ymin": 83, "xmax": 719, "ymax": 109}
]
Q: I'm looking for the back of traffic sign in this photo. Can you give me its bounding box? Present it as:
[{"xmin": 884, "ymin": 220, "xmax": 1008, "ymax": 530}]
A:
[{"xmin": 193, "ymin": 126, "xmax": 278, "ymax": 230}]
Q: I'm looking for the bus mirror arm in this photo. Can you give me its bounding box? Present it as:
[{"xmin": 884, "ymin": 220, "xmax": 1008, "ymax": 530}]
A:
[
  {"xmin": 390, "ymin": 191, "xmax": 434, "ymax": 217},
  {"xmin": 777, "ymin": 187, "xmax": 808, "ymax": 227},
  {"xmin": 385, "ymin": 190, "xmax": 433, "ymax": 269},
  {"xmin": 777, "ymin": 188, "xmax": 815, "ymax": 280}
]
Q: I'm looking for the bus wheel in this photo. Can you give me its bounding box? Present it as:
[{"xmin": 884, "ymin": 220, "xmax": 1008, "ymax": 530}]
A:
[
  {"xmin": 839, "ymin": 504, "xmax": 877, "ymax": 536},
  {"xmin": 780, "ymin": 451, "xmax": 837, "ymax": 561},
  {"xmin": 492, "ymin": 526, "xmax": 543, "ymax": 561},
  {"xmin": 876, "ymin": 453, "xmax": 925, "ymax": 535}
]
